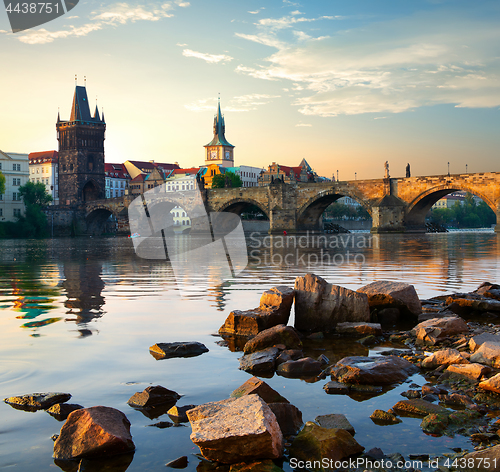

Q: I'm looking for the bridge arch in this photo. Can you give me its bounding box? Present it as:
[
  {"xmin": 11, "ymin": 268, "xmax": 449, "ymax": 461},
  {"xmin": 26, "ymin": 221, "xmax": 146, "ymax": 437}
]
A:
[
  {"xmin": 296, "ymin": 189, "xmax": 372, "ymax": 231},
  {"xmin": 217, "ymin": 198, "xmax": 270, "ymax": 220},
  {"xmin": 405, "ymin": 184, "xmax": 497, "ymax": 229}
]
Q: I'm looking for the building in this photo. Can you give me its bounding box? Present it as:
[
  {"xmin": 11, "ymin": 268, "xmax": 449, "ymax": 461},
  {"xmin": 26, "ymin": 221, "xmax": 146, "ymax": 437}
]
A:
[
  {"xmin": 104, "ymin": 163, "xmax": 129, "ymax": 198},
  {"xmin": 57, "ymin": 84, "xmax": 106, "ymax": 205},
  {"xmin": 258, "ymin": 159, "xmax": 316, "ymax": 186},
  {"xmin": 200, "ymin": 163, "xmax": 224, "ymax": 189},
  {"xmin": 224, "ymin": 165, "xmax": 264, "ymax": 187},
  {"xmin": 204, "ymin": 99, "xmax": 234, "ymax": 168},
  {"xmin": 123, "ymin": 160, "xmax": 179, "ymax": 180},
  {"xmin": 338, "ymin": 196, "xmax": 361, "ymax": 208},
  {"xmin": 29, "ymin": 151, "xmax": 59, "ymax": 204},
  {"xmin": 0, "ymin": 150, "xmax": 29, "ymax": 221},
  {"xmin": 431, "ymin": 192, "xmax": 482, "ymax": 210},
  {"xmin": 129, "ymin": 173, "xmax": 146, "ymax": 196},
  {"xmin": 165, "ymin": 167, "xmax": 201, "ymax": 192}
]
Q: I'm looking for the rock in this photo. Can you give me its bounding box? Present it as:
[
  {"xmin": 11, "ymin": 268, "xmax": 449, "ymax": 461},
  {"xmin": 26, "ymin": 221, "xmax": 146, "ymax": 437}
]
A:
[
  {"xmin": 323, "ymin": 381, "xmax": 349, "ymax": 395},
  {"xmin": 439, "ymin": 393, "xmax": 475, "ymax": 408},
  {"xmin": 376, "ymin": 308, "xmax": 401, "ymax": 326},
  {"xmin": 315, "ymin": 414, "xmax": 355, "ymax": 435},
  {"xmin": 127, "ymin": 385, "xmax": 180, "ymax": 408},
  {"xmin": 219, "ymin": 286, "xmax": 294, "ymax": 337},
  {"xmin": 421, "ymin": 348, "xmax": 470, "ymax": 369},
  {"xmin": 166, "ymin": 456, "xmax": 188, "ymax": 468},
  {"xmin": 276, "ymin": 349, "xmax": 304, "ymax": 366},
  {"xmin": 167, "ymin": 404, "xmax": 197, "ymax": 423},
  {"xmin": 276, "ymin": 357, "xmax": 323, "ymax": 378},
  {"xmin": 471, "ymin": 342, "xmax": 500, "ymax": 368},
  {"xmin": 420, "ymin": 413, "xmax": 449, "ymax": 435},
  {"xmin": 76, "ymin": 453, "xmax": 135, "ymax": 472},
  {"xmin": 187, "ymin": 395, "xmax": 283, "ymax": 464},
  {"xmin": 288, "ymin": 422, "xmax": 364, "ymax": 467},
  {"xmin": 461, "ymin": 444, "xmax": 500, "ymax": 471},
  {"xmin": 411, "ymin": 316, "xmax": 469, "ymax": 345},
  {"xmin": 239, "ymin": 347, "xmax": 279, "ymax": 375},
  {"xmin": 469, "ymin": 333, "xmax": 500, "ymax": 352},
  {"xmin": 391, "ymin": 399, "xmax": 449, "ymax": 417},
  {"xmin": 4, "ymin": 392, "xmax": 71, "ymax": 411},
  {"xmin": 369, "ymin": 410, "xmax": 401, "ymax": 425},
  {"xmin": 230, "ymin": 377, "xmax": 289, "ymax": 404},
  {"xmin": 47, "ymin": 403, "xmax": 84, "ymax": 421},
  {"xmin": 149, "ymin": 342, "xmax": 208, "ymax": 360},
  {"xmin": 268, "ymin": 403, "xmax": 303, "ymax": 436},
  {"xmin": 294, "ymin": 274, "xmax": 370, "ymax": 333},
  {"xmin": 446, "ymin": 295, "xmax": 500, "ymax": 313},
  {"xmin": 358, "ymin": 335, "xmax": 377, "ymax": 346},
  {"xmin": 479, "ymin": 373, "xmax": 500, "ymax": 394},
  {"xmin": 446, "ymin": 363, "xmax": 492, "ymax": 381},
  {"xmin": 243, "ymin": 325, "xmax": 302, "ymax": 354},
  {"xmin": 53, "ymin": 406, "xmax": 135, "ymax": 460},
  {"xmin": 349, "ymin": 384, "xmax": 383, "ymax": 394},
  {"xmin": 401, "ymin": 389, "xmax": 421, "ymax": 399},
  {"xmin": 229, "ymin": 461, "xmax": 284, "ymax": 472},
  {"xmin": 475, "ymin": 282, "xmax": 500, "ymax": 299},
  {"xmin": 147, "ymin": 421, "xmax": 173, "ymax": 428},
  {"xmin": 336, "ymin": 322, "xmax": 382, "ymax": 336},
  {"xmin": 366, "ymin": 447, "xmax": 385, "ymax": 460},
  {"xmin": 331, "ymin": 355, "xmax": 418, "ymax": 385},
  {"xmin": 358, "ymin": 280, "xmax": 422, "ymax": 316}
]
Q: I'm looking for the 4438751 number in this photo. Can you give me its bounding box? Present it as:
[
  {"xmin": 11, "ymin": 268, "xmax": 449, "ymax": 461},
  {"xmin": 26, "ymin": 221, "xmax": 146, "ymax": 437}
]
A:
[
  {"xmin": 444, "ymin": 457, "xmax": 497, "ymax": 469},
  {"xmin": 5, "ymin": 3, "xmax": 59, "ymax": 14}
]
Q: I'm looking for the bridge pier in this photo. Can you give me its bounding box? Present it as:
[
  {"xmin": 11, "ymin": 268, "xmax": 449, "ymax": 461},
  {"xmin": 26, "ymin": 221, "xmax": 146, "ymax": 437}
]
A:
[{"xmin": 370, "ymin": 195, "xmax": 407, "ymax": 233}]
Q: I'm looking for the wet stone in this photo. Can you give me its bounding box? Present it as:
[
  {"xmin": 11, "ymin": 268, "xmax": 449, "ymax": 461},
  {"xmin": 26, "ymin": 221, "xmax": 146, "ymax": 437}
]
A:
[
  {"xmin": 239, "ymin": 347, "xmax": 279, "ymax": 375},
  {"xmin": 167, "ymin": 404, "xmax": 197, "ymax": 423},
  {"xmin": 149, "ymin": 342, "xmax": 209, "ymax": 360},
  {"xmin": 315, "ymin": 413, "xmax": 355, "ymax": 435},
  {"xmin": 369, "ymin": 409, "xmax": 402, "ymax": 425},
  {"xmin": 323, "ymin": 381, "xmax": 349, "ymax": 395},
  {"xmin": 166, "ymin": 456, "xmax": 189, "ymax": 468},
  {"xmin": 231, "ymin": 377, "xmax": 289, "ymax": 404},
  {"xmin": 277, "ymin": 357, "xmax": 323, "ymax": 378},
  {"xmin": 127, "ymin": 385, "xmax": 181, "ymax": 408},
  {"xmin": 392, "ymin": 399, "xmax": 449, "ymax": 417},
  {"xmin": 4, "ymin": 392, "xmax": 71, "ymax": 411},
  {"xmin": 47, "ymin": 403, "xmax": 84, "ymax": 421}
]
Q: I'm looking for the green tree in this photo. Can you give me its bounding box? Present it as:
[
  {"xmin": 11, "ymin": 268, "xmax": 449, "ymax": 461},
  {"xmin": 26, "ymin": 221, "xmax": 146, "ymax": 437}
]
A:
[
  {"xmin": 0, "ymin": 171, "xmax": 5, "ymax": 196},
  {"xmin": 16, "ymin": 182, "xmax": 53, "ymax": 238},
  {"xmin": 212, "ymin": 171, "xmax": 243, "ymax": 189}
]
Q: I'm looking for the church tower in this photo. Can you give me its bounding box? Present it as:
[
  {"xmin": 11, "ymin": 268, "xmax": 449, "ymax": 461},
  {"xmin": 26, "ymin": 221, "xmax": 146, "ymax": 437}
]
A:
[
  {"xmin": 57, "ymin": 84, "xmax": 106, "ymax": 205},
  {"xmin": 204, "ymin": 98, "xmax": 234, "ymax": 168}
]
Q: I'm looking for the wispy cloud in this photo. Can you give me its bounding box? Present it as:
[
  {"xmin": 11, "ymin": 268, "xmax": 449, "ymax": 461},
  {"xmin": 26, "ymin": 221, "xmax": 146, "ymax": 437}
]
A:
[
  {"xmin": 235, "ymin": 9, "xmax": 500, "ymax": 116},
  {"xmin": 295, "ymin": 123, "xmax": 312, "ymax": 127},
  {"xmin": 248, "ymin": 7, "xmax": 265, "ymax": 15},
  {"xmin": 182, "ymin": 49, "xmax": 233, "ymax": 64},
  {"xmin": 186, "ymin": 94, "xmax": 280, "ymax": 112},
  {"xmin": 15, "ymin": 1, "xmax": 187, "ymax": 44},
  {"xmin": 256, "ymin": 14, "xmax": 340, "ymax": 30}
]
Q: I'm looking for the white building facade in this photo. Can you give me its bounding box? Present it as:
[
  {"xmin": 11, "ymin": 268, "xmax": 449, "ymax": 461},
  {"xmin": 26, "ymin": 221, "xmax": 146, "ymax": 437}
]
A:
[
  {"xmin": 105, "ymin": 163, "xmax": 129, "ymax": 198},
  {"xmin": 0, "ymin": 151, "xmax": 30, "ymax": 221},
  {"xmin": 225, "ymin": 165, "xmax": 263, "ymax": 187},
  {"xmin": 28, "ymin": 151, "xmax": 59, "ymax": 205}
]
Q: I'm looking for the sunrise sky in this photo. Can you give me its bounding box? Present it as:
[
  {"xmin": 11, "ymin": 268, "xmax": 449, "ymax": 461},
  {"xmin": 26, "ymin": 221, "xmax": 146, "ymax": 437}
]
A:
[{"xmin": 0, "ymin": 0, "xmax": 499, "ymax": 179}]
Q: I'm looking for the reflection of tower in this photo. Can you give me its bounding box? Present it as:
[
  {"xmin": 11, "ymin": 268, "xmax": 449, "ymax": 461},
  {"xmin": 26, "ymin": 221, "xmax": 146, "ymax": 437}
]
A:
[
  {"xmin": 204, "ymin": 98, "xmax": 234, "ymax": 168},
  {"xmin": 62, "ymin": 261, "xmax": 105, "ymax": 332},
  {"xmin": 208, "ymin": 279, "xmax": 230, "ymax": 311},
  {"xmin": 57, "ymin": 83, "xmax": 106, "ymax": 205}
]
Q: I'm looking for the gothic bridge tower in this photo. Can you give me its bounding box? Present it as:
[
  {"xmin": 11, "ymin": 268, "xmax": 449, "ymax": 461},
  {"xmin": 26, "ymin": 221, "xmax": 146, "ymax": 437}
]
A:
[
  {"xmin": 204, "ymin": 98, "xmax": 234, "ymax": 168},
  {"xmin": 57, "ymin": 84, "xmax": 106, "ymax": 205}
]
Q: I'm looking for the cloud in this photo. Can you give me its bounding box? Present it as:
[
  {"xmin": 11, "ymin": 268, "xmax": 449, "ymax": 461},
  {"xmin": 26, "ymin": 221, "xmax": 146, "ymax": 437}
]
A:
[
  {"xmin": 176, "ymin": 42, "xmax": 188, "ymax": 46},
  {"xmin": 186, "ymin": 94, "xmax": 280, "ymax": 112},
  {"xmin": 256, "ymin": 15, "xmax": 340, "ymax": 30},
  {"xmin": 182, "ymin": 49, "xmax": 233, "ymax": 64},
  {"xmin": 17, "ymin": 1, "xmax": 183, "ymax": 44},
  {"xmin": 235, "ymin": 8, "xmax": 500, "ymax": 116},
  {"xmin": 295, "ymin": 123, "xmax": 312, "ymax": 126}
]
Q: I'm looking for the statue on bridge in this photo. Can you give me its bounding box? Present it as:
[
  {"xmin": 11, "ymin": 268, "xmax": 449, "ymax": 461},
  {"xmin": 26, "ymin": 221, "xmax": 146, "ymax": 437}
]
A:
[
  {"xmin": 384, "ymin": 161, "xmax": 390, "ymax": 179},
  {"xmin": 406, "ymin": 163, "xmax": 411, "ymax": 178}
]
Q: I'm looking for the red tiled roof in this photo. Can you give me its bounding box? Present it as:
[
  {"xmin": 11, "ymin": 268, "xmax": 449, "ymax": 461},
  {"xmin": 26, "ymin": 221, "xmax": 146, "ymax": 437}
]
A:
[
  {"xmin": 29, "ymin": 150, "xmax": 58, "ymax": 163},
  {"xmin": 105, "ymin": 163, "xmax": 130, "ymax": 179},
  {"xmin": 173, "ymin": 167, "xmax": 200, "ymax": 175},
  {"xmin": 130, "ymin": 174, "xmax": 145, "ymax": 182},
  {"xmin": 128, "ymin": 160, "xmax": 179, "ymax": 171}
]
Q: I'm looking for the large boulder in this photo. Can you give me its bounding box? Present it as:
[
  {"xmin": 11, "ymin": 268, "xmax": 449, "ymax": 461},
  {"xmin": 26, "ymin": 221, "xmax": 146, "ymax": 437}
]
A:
[
  {"xmin": 391, "ymin": 399, "xmax": 448, "ymax": 417},
  {"xmin": 231, "ymin": 377, "xmax": 289, "ymax": 404},
  {"xmin": 470, "ymin": 333, "xmax": 500, "ymax": 352},
  {"xmin": 268, "ymin": 403, "xmax": 303, "ymax": 436},
  {"xmin": 294, "ymin": 274, "xmax": 370, "ymax": 333},
  {"xmin": 411, "ymin": 316, "xmax": 469, "ymax": 345},
  {"xmin": 187, "ymin": 395, "xmax": 283, "ymax": 464},
  {"xmin": 243, "ymin": 325, "xmax": 302, "ymax": 354},
  {"xmin": 461, "ymin": 444, "xmax": 500, "ymax": 471},
  {"xmin": 421, "ymin": 348, "xmax": 470, "ymax": 369},
  {"xmin": 239, "ymin": 347, "xmax": 280, "ymax": 375},
  {"xmin": 53, "ymin": 406, "xmax": 135, "ymax": 460},
  {"xmin": 479, "ymin": 373, "xmax": 500, "ymax": 394},
  {"xmin": 4, "ymin": 392, "xmax": 71, "ymax": 411},
  {"xmin": 471, "ymin": 342, "xmax": 500, "ymax": 368},
  {"xmin": 357, "ymin": 280, "xmax": 421, "ymax": 316},
  {"xmin": 288, "ymin": 422, "xmax": 364, "ymax": 468},
  {"xmin": 149, "ymin": 342, "xmax": 208, "ymax": 360},
  {"xmin": 219, "ymin": 286, "xmax": 294, "ymax": 337},
  {"xmin": 331, "ymin": 355, "xmax": 418, "ymax": 385},
  {"xmin": 127, "ymin": 385, "xmax": 180, "ymax": 408}
]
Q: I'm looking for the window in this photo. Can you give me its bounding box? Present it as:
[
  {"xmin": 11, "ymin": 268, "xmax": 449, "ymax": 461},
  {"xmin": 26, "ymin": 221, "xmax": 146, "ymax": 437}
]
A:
[
  {"xmin": 0, "ymin": 208, "xmax": 2, "ymax": 216},
  {"xmin": 13, "ymin": 192, "xmax": 21, "ymax": 201},
  {"xmin": 0, "ymin": 162, "xmax": 2, "ymax": 170},
  {"xmin": 13, "ymin": 178, "xmax": 20, "ymax": 186},
  {"xmin": 13, "ymin": 164, "xmax": 21, "ymax": 171},
  {"xmin": 13, "ymin": 209, "xmax": 21, "ymax": 217},
  {"xmin": 0, "ymin": 194, "xmax": 3, "ymax": 200},
  {"xmin": 31, "ymin": 168, "xmax": 34, "ymax": 174}
]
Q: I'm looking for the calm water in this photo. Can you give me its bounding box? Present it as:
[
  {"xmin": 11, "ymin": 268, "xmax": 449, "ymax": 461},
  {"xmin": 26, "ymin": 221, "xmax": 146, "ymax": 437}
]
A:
[{"xmin": 0, "ymin": 232, "xmax": 499, "ymax": 471}]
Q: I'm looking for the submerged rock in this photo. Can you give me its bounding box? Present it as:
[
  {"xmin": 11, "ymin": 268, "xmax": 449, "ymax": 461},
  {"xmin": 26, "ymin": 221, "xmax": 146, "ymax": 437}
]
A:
[
  {"xmin": 315, "ymin": 414, "xmax": 355, "ymax": 435},
  {"xmin": 335, "ymin": 322, "xmax": 382, "ymax": 336},
  {"xmin": 239, "ymin": 347, "xmax": 280, "ymax": 375},
  {"xmin": 294, "ymin": 274, "xmax": 370, "ymax": 333},
  {"xmin": 277, "ymin": 357, "xmax": 323, "ymax": 378},
  {"xmin": 243, "ymin": 325, "xmax": 302, "ymax": 354},
  {"xmin": 229, "ymin": 461, "xmax": 284, "ymax": 472},
  {"xmin": 219, "ymin": 286, "xmax": 294, "ymax": 337},
  {"xmin": 331, "ymin": 355, "xmax": 418, "ymax": 385},
  {"xmin": 165, "ymin": 456, "xmax": 188, "ymax": 468},
  {"xmin": 357, "ymin": 280, "xmax": 421, "ymax": 316},
  {"xmin": 149, "ymin": 342, "xmax": 208, "ymax": 360},
  {"xmin": 47, "ymin": 403, "xmax": 84, "ymax": 421},
  {"xmin": 127, "ymin": 385, "xmax": 180, "ymax": 408},
  {"xmin": 231, "ymin": 377, "xmax": 288, "ymax": 404},
  {"xmin": 4, "ymin": 392, "xmax": 71, "ymax": 411},
  {"xmin": 187, "ymin": 395, "xmax": 283, "ymax": 464},
  {"xmin": 167, "ymin": 404, "xmax": 197, "ymax": 423},
  {"xmin": 420, "ymin": 413, "xmax": 449, "ymax": 435},
  {"xmin": 323, "ymin": 381, "xmax": 349, "ymax": 395},
  {"xmin": 288, "ymin": 422, "xmax": 364, "ymax": 468},
  {"xmin": 53, "ymin": 406, "xmax": 135, "ymax": 460},
  {"xmin": 369, "ymin": 409, "xmax": 401, "ymax": 425},
  {"xmin": 391, "ymin": 399, "xmax": 448, "ymax": 417}
]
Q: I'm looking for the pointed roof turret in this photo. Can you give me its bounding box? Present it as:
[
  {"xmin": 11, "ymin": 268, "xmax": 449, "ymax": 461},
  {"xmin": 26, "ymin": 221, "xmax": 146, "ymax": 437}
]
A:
[
  {"xmin": 205, "ymin": 97, "xmax": 234, "ymax": 148},
  {"xmin": 94, "ymin": 104, "xmax": 100, "ymax": 121},
  {"xmin": 70, "ymin": 85, "xmax": 92, "ymax": 122},
  {"xmin": 57, "ymin": 109, "xmax": 61, "ymax": 122}
]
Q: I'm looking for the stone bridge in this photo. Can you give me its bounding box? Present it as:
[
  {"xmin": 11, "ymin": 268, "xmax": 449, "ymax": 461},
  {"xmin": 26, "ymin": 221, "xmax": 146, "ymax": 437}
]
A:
[{"xmin": 46, "ymin": 172, "xmax": 500, "ymax": 234}]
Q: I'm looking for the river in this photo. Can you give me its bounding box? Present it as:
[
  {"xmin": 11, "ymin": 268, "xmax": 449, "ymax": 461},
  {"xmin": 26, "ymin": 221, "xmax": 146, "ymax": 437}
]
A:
[{"xmin": 0, "ymin": 231, "xmax": 499, "ymax": 471}]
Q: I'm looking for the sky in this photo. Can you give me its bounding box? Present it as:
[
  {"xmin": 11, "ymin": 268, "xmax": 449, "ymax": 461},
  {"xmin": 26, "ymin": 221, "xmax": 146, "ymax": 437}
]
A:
[{"xmin": 0, "ymin": 0, "xmax": 499, "ymax": 180}]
